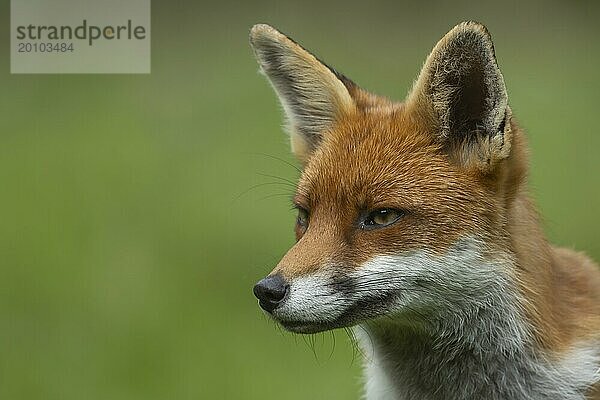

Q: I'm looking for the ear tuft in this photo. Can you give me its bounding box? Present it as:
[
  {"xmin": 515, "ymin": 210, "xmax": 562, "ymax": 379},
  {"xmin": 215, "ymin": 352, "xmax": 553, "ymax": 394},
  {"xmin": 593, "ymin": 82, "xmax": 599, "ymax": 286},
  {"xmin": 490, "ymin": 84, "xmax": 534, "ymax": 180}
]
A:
[
  {"xmin": 249, "ymin": 24, "xmax": 356, "ymax": 162},
  {"xmin": 407, "ymin": 22, "xmax": 510, "ymax": 171}
]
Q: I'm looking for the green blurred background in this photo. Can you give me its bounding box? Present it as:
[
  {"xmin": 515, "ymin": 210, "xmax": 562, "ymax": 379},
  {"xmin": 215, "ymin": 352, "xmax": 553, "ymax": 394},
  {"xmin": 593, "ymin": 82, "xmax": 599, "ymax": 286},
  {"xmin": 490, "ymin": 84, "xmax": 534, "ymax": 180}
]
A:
[{"xmin": 1, "ymin": 1, "xmax": 599, "ymax": 399}]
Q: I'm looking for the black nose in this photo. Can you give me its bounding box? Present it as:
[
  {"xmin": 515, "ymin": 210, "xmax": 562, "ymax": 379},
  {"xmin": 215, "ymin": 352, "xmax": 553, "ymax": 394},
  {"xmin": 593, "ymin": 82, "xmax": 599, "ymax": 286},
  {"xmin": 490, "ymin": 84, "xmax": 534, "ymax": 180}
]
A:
[{"xmin": 253, "ymin": 274, "xmax": 289, "ymax": 313}]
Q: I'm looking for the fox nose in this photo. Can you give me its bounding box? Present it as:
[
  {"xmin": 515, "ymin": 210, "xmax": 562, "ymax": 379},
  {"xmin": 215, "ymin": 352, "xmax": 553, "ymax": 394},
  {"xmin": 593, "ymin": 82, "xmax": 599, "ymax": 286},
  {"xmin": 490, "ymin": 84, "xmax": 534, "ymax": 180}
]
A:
[{"xmin": 253, "ymin": 274, "xmax": 289, "ymax": 313}]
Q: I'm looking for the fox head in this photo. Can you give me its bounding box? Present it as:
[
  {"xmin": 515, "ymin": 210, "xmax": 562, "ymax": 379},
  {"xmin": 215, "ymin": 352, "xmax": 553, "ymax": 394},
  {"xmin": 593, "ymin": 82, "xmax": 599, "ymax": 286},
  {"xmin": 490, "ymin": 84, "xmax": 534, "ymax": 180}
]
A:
[{"xmin": 250, "ymin": 22, "xmax": 527, "ymax": 334}]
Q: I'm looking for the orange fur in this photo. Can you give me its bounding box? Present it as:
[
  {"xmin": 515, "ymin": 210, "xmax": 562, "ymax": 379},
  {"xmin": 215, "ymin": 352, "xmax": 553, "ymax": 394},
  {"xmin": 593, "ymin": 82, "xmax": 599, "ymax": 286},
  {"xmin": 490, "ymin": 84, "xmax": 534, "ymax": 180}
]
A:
[
  {"xmin": 251, "ymin": 21, "xmax": 600, "ymax": 398},
  {"xmin": 274, "ymin": 94, "xmax": 600, "ymax": 355}
]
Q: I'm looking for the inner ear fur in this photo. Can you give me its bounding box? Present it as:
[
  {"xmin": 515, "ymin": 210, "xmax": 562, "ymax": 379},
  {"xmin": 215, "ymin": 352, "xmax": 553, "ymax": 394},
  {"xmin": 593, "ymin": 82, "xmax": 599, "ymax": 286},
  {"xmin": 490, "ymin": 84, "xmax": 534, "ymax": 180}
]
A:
[{"xmin": 407, "ymin": 21, "xmax": 512, "ymax": 171}]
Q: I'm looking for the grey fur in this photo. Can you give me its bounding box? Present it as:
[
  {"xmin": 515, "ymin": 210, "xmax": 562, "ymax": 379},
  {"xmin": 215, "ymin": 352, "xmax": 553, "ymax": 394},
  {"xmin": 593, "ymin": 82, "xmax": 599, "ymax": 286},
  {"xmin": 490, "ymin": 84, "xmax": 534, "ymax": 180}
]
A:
[{"xmin": 356, "ymin": 239, "xmax": 599, "ymax": 400}]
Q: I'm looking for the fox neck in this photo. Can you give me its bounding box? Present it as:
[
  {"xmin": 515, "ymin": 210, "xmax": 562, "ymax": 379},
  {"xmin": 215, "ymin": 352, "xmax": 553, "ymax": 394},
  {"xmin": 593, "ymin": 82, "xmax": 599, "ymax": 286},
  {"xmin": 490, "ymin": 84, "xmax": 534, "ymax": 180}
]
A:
[
  {"xmin": 357, "ymin": 245, "xmax": 523, "ymax": 398},
  {"xmin": 358, "ymin": 311, "xmax": 597, "ymax": 400},
  {"xmin": 356, "ymin": 229, "xmax": 594, "ymax": 400}
]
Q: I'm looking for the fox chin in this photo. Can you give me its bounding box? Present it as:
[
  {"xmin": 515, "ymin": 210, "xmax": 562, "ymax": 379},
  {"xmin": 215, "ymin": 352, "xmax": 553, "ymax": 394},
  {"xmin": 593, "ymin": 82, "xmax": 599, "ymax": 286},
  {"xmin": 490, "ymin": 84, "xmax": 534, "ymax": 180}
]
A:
[{"xmin": 249, "ymin": 21, "xmax": 600, "ymax": 400}]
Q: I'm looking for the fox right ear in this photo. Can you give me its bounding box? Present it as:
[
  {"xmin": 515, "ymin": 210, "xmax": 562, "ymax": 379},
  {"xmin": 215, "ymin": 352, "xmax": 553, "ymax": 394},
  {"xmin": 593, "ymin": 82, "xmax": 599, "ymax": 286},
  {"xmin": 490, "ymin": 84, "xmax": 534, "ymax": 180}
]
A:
[
  {"xmin": 406, "ymin": 22, "xmax": 511, "ymax": 172},
  {"xmin": 249, "ymin": 24, "xmax": 356, "ymax": 163}
]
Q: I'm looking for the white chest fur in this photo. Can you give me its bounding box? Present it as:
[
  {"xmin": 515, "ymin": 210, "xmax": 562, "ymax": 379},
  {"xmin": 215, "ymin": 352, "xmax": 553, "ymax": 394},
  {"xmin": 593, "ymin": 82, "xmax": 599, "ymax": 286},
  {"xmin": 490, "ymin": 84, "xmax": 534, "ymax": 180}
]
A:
[
  {"xmin": 357, "ymin": 326, "xmax": 599, "ymax": 400},
  {"xmin": 352, "ymin": 243, "xmax": 599, "ymax": 400}
]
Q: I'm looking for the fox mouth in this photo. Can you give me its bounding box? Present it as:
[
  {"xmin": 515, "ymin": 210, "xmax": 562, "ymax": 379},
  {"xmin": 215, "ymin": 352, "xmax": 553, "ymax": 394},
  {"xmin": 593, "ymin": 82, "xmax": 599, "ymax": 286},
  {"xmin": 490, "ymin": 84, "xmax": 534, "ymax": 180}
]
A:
[
  {"xmin": 254, "ymin": 271, "xmax": 403, "ymax": 334},
  {"xmin": 277, "ymin": 318, "xmax": 335, "ymax": 334},
  {"xmin": 274, "ymin": 298, "xmax": 390, "ymax": 334},
  {"xmin": 269, "ymin": 285, "xmax": 400, "ymax": 334}
]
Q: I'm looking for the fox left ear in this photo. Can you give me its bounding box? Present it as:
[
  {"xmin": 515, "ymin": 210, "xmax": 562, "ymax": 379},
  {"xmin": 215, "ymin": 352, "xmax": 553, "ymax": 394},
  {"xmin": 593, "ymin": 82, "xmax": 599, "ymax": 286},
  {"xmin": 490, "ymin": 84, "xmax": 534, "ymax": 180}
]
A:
[
  {"xmin": 406, "ymin": 21, "xmax": 511, "ymax": 171},
  {"xmin": 249, "ymin": 24, "xmax": 356, "ymax": 163}
]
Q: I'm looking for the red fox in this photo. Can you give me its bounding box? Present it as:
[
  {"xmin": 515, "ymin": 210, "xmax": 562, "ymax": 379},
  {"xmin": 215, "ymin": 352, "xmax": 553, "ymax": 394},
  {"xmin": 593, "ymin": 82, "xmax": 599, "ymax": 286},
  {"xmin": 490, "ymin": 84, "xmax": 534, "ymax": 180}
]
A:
[{"xmin": 250, "ymin": 21, "xmax": 600, "ymax": 399}]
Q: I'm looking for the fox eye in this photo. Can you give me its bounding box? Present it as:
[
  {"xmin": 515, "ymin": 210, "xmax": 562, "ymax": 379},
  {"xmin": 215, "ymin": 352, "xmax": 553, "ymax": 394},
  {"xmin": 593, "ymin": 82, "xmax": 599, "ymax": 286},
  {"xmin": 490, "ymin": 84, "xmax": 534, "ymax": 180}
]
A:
[
  {"xmin": 362, "ymin": 209, "xmax": 404, "ymax": 229},
  {"xmin": 296, "ymin": 207, "xmax": 309, "ymax": 228}
]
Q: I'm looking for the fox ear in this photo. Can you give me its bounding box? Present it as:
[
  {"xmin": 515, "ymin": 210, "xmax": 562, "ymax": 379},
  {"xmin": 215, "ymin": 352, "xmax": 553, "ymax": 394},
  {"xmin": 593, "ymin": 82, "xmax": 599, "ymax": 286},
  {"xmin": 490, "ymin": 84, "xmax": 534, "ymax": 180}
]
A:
[
  {"xmin": 407, "ymin": 21, "xmax": 511, "ymax": 171},
  {"xmin": 250, "ymin": 24, "xmax": 356, "ymax": 162}
]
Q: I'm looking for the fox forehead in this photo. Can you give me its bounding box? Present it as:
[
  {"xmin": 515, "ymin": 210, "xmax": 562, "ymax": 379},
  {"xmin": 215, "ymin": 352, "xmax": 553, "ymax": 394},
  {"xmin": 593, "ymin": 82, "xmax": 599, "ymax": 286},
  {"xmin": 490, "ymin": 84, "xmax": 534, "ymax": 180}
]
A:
[{"xmin": 297, "ymin": 107, "xmax": 483, "ymax": 211}]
